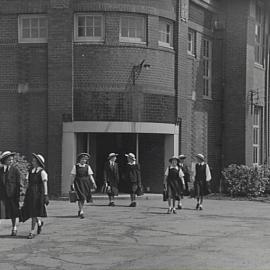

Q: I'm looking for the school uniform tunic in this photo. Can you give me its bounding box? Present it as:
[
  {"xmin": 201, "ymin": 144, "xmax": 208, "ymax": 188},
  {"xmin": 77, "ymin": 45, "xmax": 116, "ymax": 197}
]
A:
[
  {"xmin": 21, "ymin": 167, "xmax": 48, "ymax": 221},
  {"xmin": 104, "ymin": 161, "xmax": 119, "ymax": 196},
  {"xmin": 179, "ymin": 163, "xmax": 190, "ymax": 194},
  {"xmin": 126, "ymin": 162, "xmax": 141, "ymax": 194},
  {"xmin": 194, "ymin": 162, "xmax": 211, "ymax": 196},
  {"xmin": 0, "ymin": 165, "xmax": 21, "ymax": 219},
  {"xmin": 71, "ymin": 164, "xmax": 94, "ymax": 202},
  {"xmin": 165, "ymin": 166, "xmax": 184, "ymax": 200}
]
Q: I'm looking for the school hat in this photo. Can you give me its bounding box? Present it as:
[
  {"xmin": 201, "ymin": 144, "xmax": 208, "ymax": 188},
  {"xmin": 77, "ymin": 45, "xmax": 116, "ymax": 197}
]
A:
[
  {"xmin": 125, "ymin": 153, "xmax": 136, "ymax": 161},
  {"xmin": 107, "ymin": 153, "xmax": 118, "ymax": 160},
  {"xmin": 32, "ymin": 153, "xmax": 45, "ymax": 168},
  {"xmin": 179, "ymin": 154, "xmax": 186, "ymax": 160},
  {"xmin": 169, "ymin": 155, "xmax": 180, "ymax": 163},
  {"xmin": 0, "ymin": 151, "xmax": 15, "ymax": 162},
  {"xmin": 196, "ymin": 153, "xmax": 205, "ymax": 161},
  {"xmin": 77, "ymin": 152, "xmax": 90, "ymax": 162}
]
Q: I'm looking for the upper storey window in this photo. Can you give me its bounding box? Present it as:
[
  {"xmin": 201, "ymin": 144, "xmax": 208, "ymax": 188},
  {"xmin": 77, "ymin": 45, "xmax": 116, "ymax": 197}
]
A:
[
  {"xmin": 202, "ymin": 38, "xmax": 212, "ymax": 98},
  {"xmin": 255, "ymin": 1, "xmax": 264, "ymax": 66},
  {"xmin": 18, "ymin": 15, "xmax": 48, "ymax": 43},
  {"xmin": 187, "ymin": 29, "xmax": 196, "ymax": 56},
  {"xmin": 120, "ymin": 15, "xmax": 146, "ymax": 44},
  {"xmin": 74, "ymin": 14, "xmax": 104, "ymax": 42},
  {"xmin": 159, "ymin": 19, "xmax": 173, "ymax": 48}
]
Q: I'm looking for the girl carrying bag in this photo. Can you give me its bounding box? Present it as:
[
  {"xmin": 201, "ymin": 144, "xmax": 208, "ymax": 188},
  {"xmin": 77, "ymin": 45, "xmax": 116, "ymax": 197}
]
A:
[{"xmin": 69, "ymin": 186, "xmax": 79, "ymax": 203}]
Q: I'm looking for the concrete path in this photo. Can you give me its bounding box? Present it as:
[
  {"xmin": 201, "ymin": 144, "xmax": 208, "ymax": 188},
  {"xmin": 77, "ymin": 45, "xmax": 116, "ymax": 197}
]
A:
[{"xmin": 0, "ymin": 195, "xmax": 270, "ymax": 270}]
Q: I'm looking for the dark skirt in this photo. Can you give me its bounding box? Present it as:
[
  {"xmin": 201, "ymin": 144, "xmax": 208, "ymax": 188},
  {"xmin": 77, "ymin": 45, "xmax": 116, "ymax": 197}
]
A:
[
  {"xmin": 74, "ymin": 177, "xmax": 92, "ymax": 202},
  {"xmin": 0, "ymin": 197, "xmax": 20, "ymax": 219},
  {"xmin": 20, "ymin": 185, "xmax": 47, "ymax": 222},
  {"xmin": 167, "ymin": 178, "xmax": 182, "ymax": 200},
  {"xmin": 129, "ymin": 183, "xmax": 138, "ymax": 195},
  {"xmin": 194, "ymin": 180, "xmax": 209, "ymax": 197}
]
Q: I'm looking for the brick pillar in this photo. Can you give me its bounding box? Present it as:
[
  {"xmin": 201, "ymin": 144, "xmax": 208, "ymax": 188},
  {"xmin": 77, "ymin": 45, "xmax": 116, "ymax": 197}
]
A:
[{"xmin": 47, "ymin": 0, "xmax": 73, "ymax": 196}]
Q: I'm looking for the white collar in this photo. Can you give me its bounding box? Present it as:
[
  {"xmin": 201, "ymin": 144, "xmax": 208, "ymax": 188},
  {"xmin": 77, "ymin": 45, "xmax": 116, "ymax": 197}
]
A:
[
  {"xmin": 128, "ymin": 161, "xmax": 136, "ymax": 165},
  {"xmin": 77, "ymin": 163, "xmax": 87, "ymax": 167},
  {"xmin": 32, "ymin": 167, "xmax": 43, "ymax": 173}
]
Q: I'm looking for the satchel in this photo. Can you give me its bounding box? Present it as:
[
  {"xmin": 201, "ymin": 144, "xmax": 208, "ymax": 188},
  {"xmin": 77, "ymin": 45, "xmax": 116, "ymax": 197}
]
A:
[
  {"xmin": 101, "ymin": 183, "xmax": 111, "ymax": 193},
  {"xmin": 69, "ymin": 190, "xmax": 79, "ymax": 203},
  {"xmin": 136, "ymin": 185, "xmax": 144, "ymax": 196},
  {"xmin": 163, "ymin": 190, "xmax": 168, "ymax": 201}
]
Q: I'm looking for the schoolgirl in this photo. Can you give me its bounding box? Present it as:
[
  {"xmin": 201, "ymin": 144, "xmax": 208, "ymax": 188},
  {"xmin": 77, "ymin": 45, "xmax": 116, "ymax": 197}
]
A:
[
  {"xmin": 0, "ymin": 151, "xmax": 22, "ymax": 236},
  {"xmin": 125, "ymin": 153, "xmax": 142, "ymax": 207},
  {"xmin": 70, "ymin": 153, "xmax": 97, "ymax": 218},
  {"xmin": 21, "ymin": 153, "xmax": 49, "ymax": 239},
  {"xmin": 164, "ymin": 156, "xmax": 185, "ymax": 214},
  {"xmin": 193, "ymin": 154, "xmax": 211, "ymax": 210},
  {"xmin": 103, "ymin": 153, "xmax": 120, "ymax": 206}
]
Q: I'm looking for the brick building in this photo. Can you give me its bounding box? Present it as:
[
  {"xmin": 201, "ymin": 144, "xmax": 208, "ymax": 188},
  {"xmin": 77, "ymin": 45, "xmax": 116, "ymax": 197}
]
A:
[{"xmin": 0, "ymin": 0, "xmax": 269, "ymax": 196}]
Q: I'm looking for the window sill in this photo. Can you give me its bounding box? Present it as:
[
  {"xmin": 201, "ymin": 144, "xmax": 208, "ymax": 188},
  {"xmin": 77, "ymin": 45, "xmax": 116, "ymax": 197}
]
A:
[
  {"xmin": 203, "ymin": 96, "xmax": 212, "ymax": 100},
  {"xmin": 158, "ymin": 41, "xmax": 173, "ymax": 49},
  {"xmin": 18, "ymin": 39, "xmax": 48, "ymax": 44},
  {"xmin": 187, "ymin": 51, "xmax": 196, "ymax": 58},
  {"xmin": 119, "ymin": 37, "xmax": 146, "ymax": 45}
]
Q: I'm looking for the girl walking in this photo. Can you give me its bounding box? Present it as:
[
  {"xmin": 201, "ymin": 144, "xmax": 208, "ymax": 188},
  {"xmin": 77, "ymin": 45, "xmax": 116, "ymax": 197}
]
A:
[
  {"xmin": 70, "ymin": 153, "xmax": 97, "ymax": 218},
  {"xmin": 125, "ymin": 153, "xmax": 142, "ymax": 207},
  {"xmin": 103, "ymin": 153, "xmax": 119, "ymax": 206},
  {"xmin": 164, "ymin": 156, "xmax": 185, "ymax": 214},
  {"xmin": 21, "ymin": 153, "xmax": 49, "ymax": 239},
  {"xmin": 193, "ymin": 154, "xmax": 211, "ymax": 210},
  {"xmin": 0, "ymin": 151, "xmax": 22, "ymax": 236}
]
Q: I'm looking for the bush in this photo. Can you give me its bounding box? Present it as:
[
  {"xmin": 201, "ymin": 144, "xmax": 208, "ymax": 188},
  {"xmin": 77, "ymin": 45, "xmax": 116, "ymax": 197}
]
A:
[{"xmin": 222, "ymin": 164, "xmax": 270, "ymax": 197}]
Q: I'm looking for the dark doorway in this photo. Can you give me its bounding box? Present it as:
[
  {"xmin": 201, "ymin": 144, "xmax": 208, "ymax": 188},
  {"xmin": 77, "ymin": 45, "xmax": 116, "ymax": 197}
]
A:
[{"xmin": 95, "ymin": 133, "xmax": 136, "ymax": 192}]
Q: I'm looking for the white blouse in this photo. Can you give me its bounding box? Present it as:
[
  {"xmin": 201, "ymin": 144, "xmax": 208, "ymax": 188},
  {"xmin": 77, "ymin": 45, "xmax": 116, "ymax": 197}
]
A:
[
  {"xmin": 26, "ymin": 167, "xmax": 48, "ymax": 182},
  {"xmin": 71, "ymin": 163, "xmax": 93, "ymax": 176},
  {"xmin": 164, "ymin": 165, "xmax": 184, "ymax": 178}
]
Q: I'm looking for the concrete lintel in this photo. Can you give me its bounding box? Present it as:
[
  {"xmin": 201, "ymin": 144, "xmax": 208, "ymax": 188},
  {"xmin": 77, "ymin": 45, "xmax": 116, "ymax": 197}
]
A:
[{"xmin": 63, "ymin": 121, "xmax": 179, "ymax": 135}]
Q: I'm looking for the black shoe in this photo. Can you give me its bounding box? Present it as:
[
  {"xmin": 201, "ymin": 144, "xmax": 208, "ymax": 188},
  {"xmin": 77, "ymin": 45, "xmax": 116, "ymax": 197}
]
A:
[
  {"xmin": 78, "ymin": 211, "xmax": 80, "ymax": 217},
  {"xmin": 27, "ymin": 233, "xmax": 35, "ymax": 239},
  {"xmin": 177, "ymin": 204, "xmax": 182, "ymax": 210},
  {"xmin": 80, "ymin": 213, "xmax": 85, "ymax": 219},
  {"xmin": 129, "ymin": 202, "xmax": 136, "ymax": 207},
  {"xmin": 11, "ymin": 229, "xmax": 17, "ymax": 236},
  {"xmin": 196, "ymin": 203, "xmax": 200, "ymax": 210},
  {"xmin": 37, "ymin": 221, "xmax": 44, "ymax": 235}
]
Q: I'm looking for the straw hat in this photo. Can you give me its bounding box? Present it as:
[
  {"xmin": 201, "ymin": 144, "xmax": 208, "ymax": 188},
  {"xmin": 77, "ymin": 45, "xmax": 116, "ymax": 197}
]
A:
[
  {"xmin": 0, "ymin": 151, "xmax": 15, "ymax": 162},
  {"xmin": 179, "ymin": 154, "xmax": 186, "ymax": 160},
  {"xmin": 196, "ymin": 153, "xmax": 205, "ymax": 161},
  {"xmin": 77, "ymin": 153, "xmax": 90, "ymax": 162},
  {"xmin": 107, "ymin": 153, "xmax": 118, "ymax": 160},
  {"xmin": 169, "ymin": 155, "xmax": 180, "ymax": 163},
  {"xmin": 32, "ymin": 153, "xmax": 45, "ymax": 168},
  {"xmin": 125, "ymin": 153, "xmax": 136, "ymax": 161}
]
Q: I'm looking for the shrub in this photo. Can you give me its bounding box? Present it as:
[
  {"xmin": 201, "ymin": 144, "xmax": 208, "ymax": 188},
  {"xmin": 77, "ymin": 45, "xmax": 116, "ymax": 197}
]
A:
[{"xmin": 222, "ymin": 164, "xmax": 270, "ymax": 197}]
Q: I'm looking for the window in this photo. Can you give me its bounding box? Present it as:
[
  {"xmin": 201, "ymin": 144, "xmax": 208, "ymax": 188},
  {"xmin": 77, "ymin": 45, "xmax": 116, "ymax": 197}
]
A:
[
  {"xmin": 74, "ymin": 14, "xmax": 104, "ymax": 42},
  {"xmin": 188, "ymin": 29, "xmax": 196, "ymax": 55},
  {"xmin": 255, "ymin": 1, "xmax": 264, "ymax": 65},
  {"xmin": 159, "ymin": 19, "xmax": 173, "ymax": 48},
  {"xmin": 253, "ymin": 106, "xmax": 262, "ymax": 164},
  {"xmin": 202, "ymin": 38, "xmax": 212, "ymax": 98},
  {"xmin": 120, "ymin": 15, "xmax": 146, "ymax": 43},
  {"xmin": 18, "ymin": 15, "xmax": 48, "ymax": 43}
]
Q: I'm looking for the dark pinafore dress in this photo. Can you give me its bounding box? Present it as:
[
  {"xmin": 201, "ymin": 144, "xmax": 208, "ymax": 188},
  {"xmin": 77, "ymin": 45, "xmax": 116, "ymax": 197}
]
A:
[
  {"xmin": 74, "ymin": 165, "xmax": 92, "ymax": 203},
  {"xmin": 167, "ymin": 167, "xmax": 182, "ymax": 200},
  {"xmin": 21, "ymin": 169, "xmax": 47, "ymax": 221},
  {"xmin": 194, "ymin": 164, "xmax": 209, "ymax": 196}
]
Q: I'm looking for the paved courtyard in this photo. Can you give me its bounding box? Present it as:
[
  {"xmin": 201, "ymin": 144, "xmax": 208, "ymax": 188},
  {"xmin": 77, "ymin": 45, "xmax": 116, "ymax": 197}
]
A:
[{"xmin": 0, "ymin": 195, "xmax": 270, "ymax": 270}]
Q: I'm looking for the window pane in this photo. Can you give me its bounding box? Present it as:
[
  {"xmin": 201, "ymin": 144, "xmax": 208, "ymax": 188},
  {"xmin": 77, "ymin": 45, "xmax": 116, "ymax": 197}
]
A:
[
  {"xmin": 86, "ymin": 27, "xmax": 94, "ymax": 37},
  {"xmin": 86, "ymin": 16, "xmax": 93, "ymax": 27},
  {"xmin": 22, "ymin": 28, "xmax": 30, "ymax": 38},
  {"xmin": 121, "ymin": 26, "xmax": 128, "ymax": 37},
  {"xmin": 94, "ymin": 16, "xmax": 102, "ymax": 27},
  {"xmin": 78, "ymin": 16, "xmax": 85, "ymax": 27},
  {"xmin": 94, "ymin": 27, "xmax": 101, "ymax": 37},
  {"xmin": 31, "ymin": 18, "xmax": 39, "ymax": 28},
  {"xmin": 78, "ymin": 27, "xmax": 85, "ymax": 37},
  {"xmin": 31, "ymin": 28, "xmax": 38, "ymax": 38},
  {"xmin": 39, "ymin": 18, "xmax": 47, "ymax": 28},
  {"xmin": 39, "ymin": 28, "xmax": 47, "ymax": 38},
  {"xmin": 22, "ymin": 18, "xmax": 30, "ymax": 29}
]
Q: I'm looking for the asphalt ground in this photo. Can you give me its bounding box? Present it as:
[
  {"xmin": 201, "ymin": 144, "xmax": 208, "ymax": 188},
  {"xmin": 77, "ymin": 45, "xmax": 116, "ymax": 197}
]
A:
[{"xmin": 0, "ymin": 195, "xmax": 270, "ymax": 270}]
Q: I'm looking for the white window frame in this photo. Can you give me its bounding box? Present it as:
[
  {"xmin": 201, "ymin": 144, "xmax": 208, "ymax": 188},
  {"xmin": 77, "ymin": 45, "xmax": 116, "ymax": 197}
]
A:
[
  {"xmin": 202, "ymin": 38, "xmax": 212, "ymax": 98},
  {"xmin": 158, "ymin": 19, "xmax": 173, "ymax": 48},
  {"xmin": 255, "ymin": 1, "xmax": 264, "ymax": 66},
  {"xmin": 18, "ymin": 14, "xmax": 48, "ymax": 43},
  {"xmin": 74, "ymin": 13, "xmax": 105, "ymax": 43},
  {"xmin": 187, "ymin": 29, "xmax": 196, "ymax": 56},
  {"xmin": 119, "ymin": 15, "xmax": 146, "ymax": 44},
  {"xmin": 253, "ymin": 106, "xmax": 262, "ymax": 165}
]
